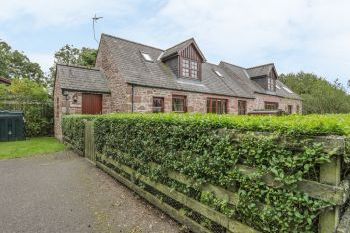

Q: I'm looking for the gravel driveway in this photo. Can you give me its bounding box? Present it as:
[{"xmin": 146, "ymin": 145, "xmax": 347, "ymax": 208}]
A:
[{"xmin": 0, "ymin": 151, "xmax": 180, "ymax": 233}]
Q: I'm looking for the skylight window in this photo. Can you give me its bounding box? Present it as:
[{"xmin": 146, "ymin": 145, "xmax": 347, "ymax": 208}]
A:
[
  {"xmin": 282, "ymin": 86, "xmax": 293, "ymax": 94},
  {"xmin": 214, "ymin": 70, "xmax": 223, "ymax": 77},
  {"xmin": 141, "ymin": 52, "xmax": 153, "ymax": 62}
]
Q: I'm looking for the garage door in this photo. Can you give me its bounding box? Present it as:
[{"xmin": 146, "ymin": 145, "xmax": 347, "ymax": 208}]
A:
[{"xmin": 82, "ymin": 93, "xmax": 102, "ymax": 115}]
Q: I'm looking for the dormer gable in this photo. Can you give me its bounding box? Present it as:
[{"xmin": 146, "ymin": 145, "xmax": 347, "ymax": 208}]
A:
[
  {"xmin": 247, "ymin": 63, "xmax": 277, "ymax": 92},
  {"xmin": 161, "ymin": 38, "xmax": 205, "ymax": 80}
]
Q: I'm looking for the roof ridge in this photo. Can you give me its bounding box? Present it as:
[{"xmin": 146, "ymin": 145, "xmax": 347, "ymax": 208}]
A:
[
  {"xmin": 220, "ymin": 61, "xmax": 247, "ymax": 69},
  {"xmin": 101, "ymin": 33, "xmax": 164, "ymax": 51},
  {"xmin": 163, "ymin": 38, "xmax": 194, "ymax": 52},
  {"xmin": 56, "ymin": 63, "xmax": 101, "ymax": 71},
  {"xmin": 247, "ymin": 63, "xmax": 274, "ymax": 70},
  {"xmin": 205, "ymin": 61, "xmax": 220, "ymax": 66}
]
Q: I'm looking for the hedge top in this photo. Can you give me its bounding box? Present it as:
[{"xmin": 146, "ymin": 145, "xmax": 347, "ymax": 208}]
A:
[{"xmin": 64, "ymin": 113, "xmax": 350, "ymax": 136}]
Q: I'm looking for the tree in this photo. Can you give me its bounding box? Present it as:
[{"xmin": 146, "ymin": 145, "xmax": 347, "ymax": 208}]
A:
[
  {"xmin": 280, "ymin": 72, "xmax": 350, "ymax": 114},
  {"xmin": 0, "ymin": 78, "xmax": 49, "ymax": 102},
  {"xmin": 48, "ymin": 45, "xmax": 97, "ymax": 92},
  {"xmin": 0, "ymin": 40, "xmax": 46, "ymax": 85}
]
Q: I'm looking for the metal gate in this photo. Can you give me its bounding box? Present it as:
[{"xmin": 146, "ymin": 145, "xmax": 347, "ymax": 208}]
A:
[
  {"xmin": 84, "ymin": 121, "xmax": 96, "ymax": 162},
  {"xmin": 0, "ymin": 111, "xmax": 25, "ymax": 142}
]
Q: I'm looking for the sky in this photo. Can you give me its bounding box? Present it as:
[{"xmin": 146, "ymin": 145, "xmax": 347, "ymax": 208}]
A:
[{"xmin": 0, "ymin": 0, "xmax": 349, "ymax": 87}]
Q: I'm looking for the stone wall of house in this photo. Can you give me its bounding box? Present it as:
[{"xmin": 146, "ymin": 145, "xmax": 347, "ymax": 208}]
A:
[
  {"xmin": 254, "ymin": 93, "xmax": 302, "ymax": 114},
  {"xmin": 128, "ymin": 85, "xmax": 254, "ymax": 114},
  {"xmin": 54, "ymin": 87, "xmax": 111, "ymax": 140},
  {"xmin": 53, "ymin": 75, "xmax": 63, "ymax": 140},
  {"xmin": 95, "ymin": 37, "xmax": 130, "ymax": 112}
]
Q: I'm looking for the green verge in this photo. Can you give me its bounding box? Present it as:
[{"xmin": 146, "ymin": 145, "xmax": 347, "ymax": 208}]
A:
[
  {"xmin": 0, "ymin": 137, "xmax": 65, "ymax": 160},
  {"xmin": 63, "ymin": 113, "xmax": 350, "ymax": 233}
]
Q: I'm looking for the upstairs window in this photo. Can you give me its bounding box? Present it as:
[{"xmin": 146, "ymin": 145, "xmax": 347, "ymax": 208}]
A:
[
  {"xmin": 265, "ymin": 102, "xmax": 278, "ymax": 110},
  {"xmin": 141, "ymin": 52, "xmax": 153, "ymax": 62},
  {"xmin": 172, "ymin": 95, "xmax": 187, "ymax": 112},
  {"xmin": 214, "ymin": 70, "xmax": 223, "ymax": 77},
  {"xmin": 190, "ymin": 61, "xmax": 198, "ymax": 78},
  {"xmin": 282, "ymin": 86, "xmax": 293, "ymax": 94},
  {"xmin": 182, "ymin": 59, "xmax": 190, "ymax": 77},
  {"xmin": 182, "ymin": 58, "xmax": 198, "ymax": 79},
  {"xmin": 267, "ymin": 77, "xmax": 275, "ymax": 91},
  {"xmin": 207, "ymin": 98, "xmax": 227, "ymax": 114}
]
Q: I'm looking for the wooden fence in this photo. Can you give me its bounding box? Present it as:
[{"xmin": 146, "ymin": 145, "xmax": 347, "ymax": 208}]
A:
[{"xmin": 75, "ymin": 121, "xmax": 350, "ymax": 233}]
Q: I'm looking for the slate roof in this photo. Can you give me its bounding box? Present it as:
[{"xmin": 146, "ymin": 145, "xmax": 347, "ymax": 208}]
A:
[
  {"xmin": 100, "ymin": 34, "xmax": 300, "ymax": 100},
  {"xmin": 220, "ymin": 62, "xmax": 301, "ymax": 100},
  {"xmin": 56, "ymin": 64, "xmax": 110, "ymax": 93},
  {"xmin": 101, "ymin": 34, "xmax": 251, "ymax": 98}
]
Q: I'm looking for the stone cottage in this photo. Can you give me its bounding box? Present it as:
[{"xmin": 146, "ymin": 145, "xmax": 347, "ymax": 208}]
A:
[{"xmin": 54, "ymin": 33, "xmax": 301, "ymax": 140}]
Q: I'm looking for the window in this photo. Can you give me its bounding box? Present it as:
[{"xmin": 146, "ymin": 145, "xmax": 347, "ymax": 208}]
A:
[
  {"xmin": 267, "ymin": 77, "xmax": 275, "ymax": 91},
  {"xmin": 207, "ymin": 98, "xmax": 227, "ymax": 114},
  {"xmin": 238, "ymin": 100, "xmax": 247, "ymax": 115},
  {"xmin": 214, "ymin": 70, "xmax": 223, "ymax": 77},
  {"xmin": 296, "ymin": 105, "xmax": 300, "ymax": 114},
  {"xmin": 264, "ymin": 102, "xmax": 278, "ymax": 110},
  {"xmin": 152, "ymin": 97, "xmax": 164, "ymax": 113},
  {"xmin": 182, "ymin": 59, "xmax": 190, "ymax": 77},
  {"xmin": 141, "ymin": 52, "xmax": 153, "ymax": 62},
  {"xmin": 282, "ymin": 86, "xmax": 293, "ymax": 94},
  {"xmin": 287, "ymin": 105, "xmax": 293, "ymax": 114},
  {"xmin": 172, "ymin": 95, "xmax": 187, "ymax": 112},
  {"xmin": 182, "ymin": 58, "xmax": 198, "ymax": 79},
  {"xmin": 190, "ymin": 61, "xmax": 198, "ymax": 78}
]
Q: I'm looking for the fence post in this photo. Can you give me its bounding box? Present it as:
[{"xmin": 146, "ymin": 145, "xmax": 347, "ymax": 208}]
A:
[
  {"xmin": 84, "ymin": 121, "xmax": 96, "ymax": 162},
  {"xmin": 319, "ymin": 155, "xmax": 341, "ymax": 233}
]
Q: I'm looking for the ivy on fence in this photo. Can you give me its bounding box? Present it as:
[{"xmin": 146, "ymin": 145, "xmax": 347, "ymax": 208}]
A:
[{"xmin": 63, "ymin": 113, "xmax": 350, "ymax": 233}]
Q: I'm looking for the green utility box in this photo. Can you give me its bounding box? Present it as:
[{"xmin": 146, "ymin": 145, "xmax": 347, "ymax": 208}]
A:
[{"xmin": 0, "ymin": 111, "xmax": 25, "ymax": 142}]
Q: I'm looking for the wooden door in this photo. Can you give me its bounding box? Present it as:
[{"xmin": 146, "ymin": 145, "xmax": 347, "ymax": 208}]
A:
[{"xmin": 82, "ymin": 93, "xmax": 102, "ymax": 115}]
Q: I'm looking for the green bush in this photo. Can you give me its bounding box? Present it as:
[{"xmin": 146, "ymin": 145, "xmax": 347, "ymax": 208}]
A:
[
  {"xmin": 62, "ymin": 115, "xmax": 95, "ymax": 152},
  {"xmin": 0, "ymin": 79, "xmax": 53, "ymax": 137},
  {"xmin": 63, "ymin": 113, "xmax": 350, "ymax": 232}
]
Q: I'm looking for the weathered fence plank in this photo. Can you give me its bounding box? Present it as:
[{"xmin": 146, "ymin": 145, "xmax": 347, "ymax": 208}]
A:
[
  {"xmin": 319, "ymin": 156, "xmax": 341, "ymax": 233},
  {"xmin": 96, "ymin": 161, "xmax": 211, "ymax": 233},
  {"xmin": 99, "ymin": 154, "xmax": 259, "ymax": 233},
  {"xmin": 84, "ymin": 121, "xmax": 95, "ymax": 162}
]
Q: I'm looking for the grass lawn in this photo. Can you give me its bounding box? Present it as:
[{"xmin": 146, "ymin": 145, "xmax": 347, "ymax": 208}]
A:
[{"xmin": 0, "ymin": 137, "xmax": 66, "ymax": 160}]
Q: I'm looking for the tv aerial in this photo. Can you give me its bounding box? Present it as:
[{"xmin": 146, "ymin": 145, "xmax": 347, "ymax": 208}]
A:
[{"xmin": 92, "ymin": 14, "xmax": 103, "ymax": 43}]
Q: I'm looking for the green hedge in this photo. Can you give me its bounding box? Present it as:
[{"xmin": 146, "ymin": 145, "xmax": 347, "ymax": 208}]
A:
[
  {"xmin": 63, "ymin": 113, "xmax": 350, "ymax": 232},
  {"xmin": 62, "ymin": 115, "xmax": 95, "ymax": 152}
]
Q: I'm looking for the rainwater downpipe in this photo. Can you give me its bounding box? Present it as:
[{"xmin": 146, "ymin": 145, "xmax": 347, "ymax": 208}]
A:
[{"xmin": 131, "ymin": 84, "xmax": 134, "ymax": 113}]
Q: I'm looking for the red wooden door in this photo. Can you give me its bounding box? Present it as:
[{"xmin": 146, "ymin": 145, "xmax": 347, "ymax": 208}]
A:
[{"xmin": 82, "ymin": 93, "xmax": 102, "ymax": 115}]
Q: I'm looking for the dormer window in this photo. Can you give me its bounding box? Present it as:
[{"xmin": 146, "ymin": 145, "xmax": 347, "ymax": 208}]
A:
[
  {"xmin": 267, "ymin": 76, "xmax": 275, "ymax": 91},
  {"xmin": 141, "ymin": 52, "xmax": 153, "ymax": 62},
  {"xmin": 182, "ymin": 59, "xmax": 190, "ymax": 77},
  {"xmin": 190, "ymin": 61, "xmax": 198, "ymax": 78},
  {"xmin": 182, "ymin": 59, "xmax": 198, "ymax": 79}
]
